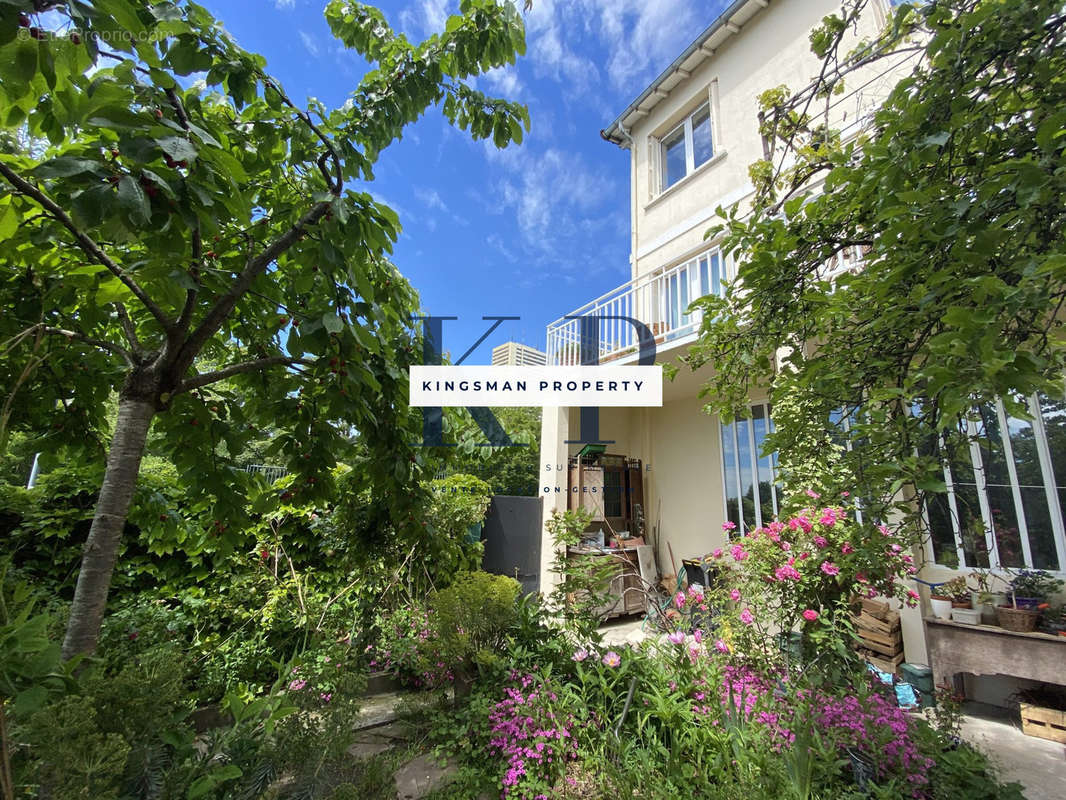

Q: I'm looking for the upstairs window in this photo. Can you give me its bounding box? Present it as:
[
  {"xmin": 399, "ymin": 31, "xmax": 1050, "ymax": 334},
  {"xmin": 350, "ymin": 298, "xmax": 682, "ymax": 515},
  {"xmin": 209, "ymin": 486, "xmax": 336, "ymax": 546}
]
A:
[{"xmin": 660, "ymin": 102, "xmax": 714, "ymax": 190}]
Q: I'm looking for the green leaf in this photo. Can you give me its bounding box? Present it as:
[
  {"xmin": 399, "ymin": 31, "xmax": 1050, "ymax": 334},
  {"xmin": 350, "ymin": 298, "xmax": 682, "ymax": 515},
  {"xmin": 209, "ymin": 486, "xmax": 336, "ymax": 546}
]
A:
[
  {"xmin": 158, "ymin": 136, "xmax": 198, "ymax": 162},
  {"xmin": 33, "ymin": 157, "xmax": 102, "ymax": 179},
  {"xmin": 322, "ymin": 313, "xmax": 343, "ymax": 334},
  {"xmin": 116, "ymin": 175, "xmax": 150, "ymax": 223},
  {"xmin": 13, "ymin": 685, "xmax": 48, "ymax": 716}
]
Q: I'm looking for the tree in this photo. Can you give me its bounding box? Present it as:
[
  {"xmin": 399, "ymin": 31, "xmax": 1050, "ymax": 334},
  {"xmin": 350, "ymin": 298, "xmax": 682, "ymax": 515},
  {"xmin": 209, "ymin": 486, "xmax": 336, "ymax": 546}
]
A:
[
  {"xmin": 0, "ymin": 0, "xmax": 529, "ymax": 657},
  {"xmin": 685, "ymin": 0, "xmax": 1066, "ymax": 531},
  {"xmin": 448, "ymin": 406, "xmax": 540, "ymax": 495}
]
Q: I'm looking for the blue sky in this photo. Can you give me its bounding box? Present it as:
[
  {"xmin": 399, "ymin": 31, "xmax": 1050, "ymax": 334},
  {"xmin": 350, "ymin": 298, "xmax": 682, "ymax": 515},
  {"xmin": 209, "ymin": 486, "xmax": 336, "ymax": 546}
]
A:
[{"xmin": 209, "ymin": 0, "xmax": 727, "ymax": 362}]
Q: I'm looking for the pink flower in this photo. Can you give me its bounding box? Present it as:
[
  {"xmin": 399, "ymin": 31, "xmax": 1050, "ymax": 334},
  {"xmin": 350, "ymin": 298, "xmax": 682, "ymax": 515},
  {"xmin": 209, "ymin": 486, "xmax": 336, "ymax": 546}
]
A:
[
  {"xmin": 722, "ymin": 521, "xmax": 737, "ymax": 532},
  {"xmin": 712, "ymin": 548, "xmax": 723, "ymax": 558},
  {"xmin": 602, "ymin": 651, "xmax": 621, "ymax": 668},
  {"xmin": 805, "ymin": 489, "xmax": 821, "ymax": 499},
  {"xmin": 288, "ymin": 679, "xmax": 307, "ymax": 691},
  {"xmin": 819, "ymin": 508, "xmax": 839, "ymax": 526},
  {"xmin": 667, "ymin": 631, "xmax": 686, "ymax": 646},
  {"xmin": 729, "ymin": 588, "xmax": 741, "ymax": 601},
  {"xmin": 780, "ymin": 541, "xmax": 791, "ymax": 551},
  {"xmin": 319, "ymin": 692, "xmax": 332, "ymax": 702},
  {"xmin": 789, "ymin": 516, "xmax": 813, "ymax": 534},
  {"xmin": 802, "ymin": 609, "xmax": 819, "ymax": 622},
  {"xmin": 841, "ymin": 542, "xmax": 853, "ymax": 554},
  {"xmin": 674, "ymin": 591, "xmax": 686, "ymax": 609},
  {"xmin": 820, "ymin": 561, "xmax": 840, "ymax": 576},
  {"xmin": 740, "ymin": 608, "xmax": 754, "ymax": 625},
  {"xmin": 774, "ymin": 564, "xmax": 802, "ymax": 581},
  {"xmin": 572, "ymin": 648, "xmax": 588, "ymax": 662},
  {"xmin": 693, "ymin": 629, "xmax": 704, "ymax": 644},
  {"xmin": 730, "ymin": 544, "xmax": 749, "ymax": 562},
  {"xmin": 813, "ymin": 536, "xmax": 828, "ymax": 548},
  {"xmin": 841, "ymin": 491, "xmax": 850, "ymax": 497},
  {"xmin": 715, "ymin": 639, "xmax": 730, "ymax": 653},
  {"xmin": 907, "ymin": 590, "xmax": 919, "ymax": 600}
]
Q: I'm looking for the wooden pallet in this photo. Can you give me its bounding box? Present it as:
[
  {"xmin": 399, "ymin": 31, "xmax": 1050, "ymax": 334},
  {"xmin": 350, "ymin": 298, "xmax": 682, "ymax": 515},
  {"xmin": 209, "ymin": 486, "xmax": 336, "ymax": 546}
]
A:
[
  {"xmin": 858, "ymin": 648, "xmax": 905, "ymax": 674},
  {"xmin": 1020, "ymin": 703, "xmax": 1066, "ymax": 744}
]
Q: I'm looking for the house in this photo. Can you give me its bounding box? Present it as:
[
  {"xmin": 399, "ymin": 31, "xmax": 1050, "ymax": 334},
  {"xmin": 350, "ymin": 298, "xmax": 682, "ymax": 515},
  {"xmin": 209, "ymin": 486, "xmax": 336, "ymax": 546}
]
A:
[{"xmin": 537, "ymin": 0, "xmax": 936, "ymax": 662}]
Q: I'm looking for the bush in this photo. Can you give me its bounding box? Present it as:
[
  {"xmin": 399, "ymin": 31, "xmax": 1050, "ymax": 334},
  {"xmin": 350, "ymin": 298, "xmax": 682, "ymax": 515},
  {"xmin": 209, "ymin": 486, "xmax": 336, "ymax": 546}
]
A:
[{"xmin": 429, "ymin": 570, "xmax": 520, "ymax": 685}]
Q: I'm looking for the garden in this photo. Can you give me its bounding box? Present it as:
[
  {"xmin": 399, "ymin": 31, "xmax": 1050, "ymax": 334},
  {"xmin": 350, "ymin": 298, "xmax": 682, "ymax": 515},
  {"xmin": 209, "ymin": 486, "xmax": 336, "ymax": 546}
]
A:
[
  {"xmin": 0, "ymin": 459, "xmax": 1031, "ymax": 798},
  {"xmin": 0, "ymin": 0, "xmax": 1062, "ymax": 797}
]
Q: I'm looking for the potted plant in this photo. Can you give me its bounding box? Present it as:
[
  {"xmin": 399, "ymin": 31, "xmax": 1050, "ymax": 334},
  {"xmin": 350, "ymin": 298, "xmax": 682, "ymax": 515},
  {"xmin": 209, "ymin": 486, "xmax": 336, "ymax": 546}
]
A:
[
  {"xmin": 996, "ymin": 571, "xmax": 1062, "ymax": 633},
  {"xmin": 1037, "ymin": 604, "xmax": 1066, "ymax": 637},
  {"xmin": 930, "ymin": 576, "xmax": 969, "ymax": 620},
  {"xmin": 1008, "ymin": 570, "xmax": 1064, "ymax": 610},
  {"xmin": 967, "ymin": 569, "xmax": 1007, "ymax": 625}
]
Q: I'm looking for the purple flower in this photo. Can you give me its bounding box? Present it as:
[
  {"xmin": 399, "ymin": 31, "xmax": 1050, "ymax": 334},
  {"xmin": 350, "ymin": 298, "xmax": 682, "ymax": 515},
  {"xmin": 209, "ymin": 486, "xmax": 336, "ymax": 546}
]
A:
[
  {"xmin": 821, "ymin": 561, "xmax": 840, "ymax": 576},
  {"xmin": 740, "ymin": 608, "xmax": 754, "ymax": 625},
  {"xmin": 667, "ymin": 631, "xmax": 686, "ymax": 645},
  {"xmin": 602, "ymin": 651, "xmax": 621, "ymax": 668},
  {"xmin": 572, "ymin": 648, "xmax": 588, "ymax": 662}
]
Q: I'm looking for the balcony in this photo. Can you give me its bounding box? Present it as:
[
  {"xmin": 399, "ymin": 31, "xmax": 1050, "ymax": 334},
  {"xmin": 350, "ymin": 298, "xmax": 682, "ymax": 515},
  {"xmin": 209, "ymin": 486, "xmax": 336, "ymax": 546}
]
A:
[
  {"xmin": 546, "ymin": 250, "xmax": 727, "ymax": 366},
  {"xmin": 546, "ymin": 247, "xmax": 866, "ymax": 366}
]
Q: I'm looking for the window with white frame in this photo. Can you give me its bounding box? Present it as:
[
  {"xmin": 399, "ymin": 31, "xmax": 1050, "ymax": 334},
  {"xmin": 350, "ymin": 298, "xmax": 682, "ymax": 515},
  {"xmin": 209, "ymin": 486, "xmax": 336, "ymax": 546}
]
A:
[
  {"xmin": 721, "ymin": 403, "xmax": 780, "ymax": 534},
  {"xmin": 660, "ymin": 102, "xmax": 714, "ymax": 191},
  {"xmin": 926, "ymin": 394, "xmax": 1066, "ymax": 571},
  {"xmin": 660, "ymin": 248, "xmax": 727, "ymax": 335}
]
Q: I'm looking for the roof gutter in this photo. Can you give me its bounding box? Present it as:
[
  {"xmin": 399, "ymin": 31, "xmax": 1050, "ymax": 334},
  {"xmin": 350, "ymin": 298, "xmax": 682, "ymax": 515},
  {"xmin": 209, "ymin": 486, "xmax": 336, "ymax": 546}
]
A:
[{"xmin": 600, "ymin": 0, "xmax": 758, "ymax": 148}]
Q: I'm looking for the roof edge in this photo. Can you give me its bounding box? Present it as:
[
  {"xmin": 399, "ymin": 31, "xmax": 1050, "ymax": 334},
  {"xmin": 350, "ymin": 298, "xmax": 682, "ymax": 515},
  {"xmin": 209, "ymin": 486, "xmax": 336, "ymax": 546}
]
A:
[{"xmin": 601, "ymin": 0, "xmax": 761, "ymax": 147}]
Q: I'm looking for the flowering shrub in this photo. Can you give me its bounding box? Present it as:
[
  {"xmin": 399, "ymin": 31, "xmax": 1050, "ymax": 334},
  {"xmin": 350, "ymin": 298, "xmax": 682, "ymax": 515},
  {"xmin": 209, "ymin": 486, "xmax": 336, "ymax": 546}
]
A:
[
  {"xmin": 708, "ymin": 500, "xmax": 918, "ymax": 675},
  {"xmin": 811, "ymin": 685, "xmax": 934, "ymax": 792},
  {"xmin": 487, "ymin": 672, "xmax": 578, "ymax": 799},
  {"xmin": 368, "ymin": 603, "xmax": 453, "ymax": 688}
]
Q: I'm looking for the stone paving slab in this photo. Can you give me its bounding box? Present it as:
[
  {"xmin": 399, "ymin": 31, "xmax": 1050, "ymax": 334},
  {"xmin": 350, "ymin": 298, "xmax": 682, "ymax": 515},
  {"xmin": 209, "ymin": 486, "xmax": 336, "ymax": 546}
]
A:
[
  {"xmin": 959, "ymin": 703, "xmax": 1066, "ymax": 800},
  {"xmin": 393, "ymin": 752, "xmax": 457, "ymax": 799}
]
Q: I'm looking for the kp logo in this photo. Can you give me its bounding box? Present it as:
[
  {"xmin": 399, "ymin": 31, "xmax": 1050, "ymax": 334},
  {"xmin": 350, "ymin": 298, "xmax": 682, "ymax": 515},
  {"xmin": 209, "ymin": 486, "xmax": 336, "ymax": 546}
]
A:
[{"xmin": 415, "ymin": 315, "xmax": 658, "ymax": 447}]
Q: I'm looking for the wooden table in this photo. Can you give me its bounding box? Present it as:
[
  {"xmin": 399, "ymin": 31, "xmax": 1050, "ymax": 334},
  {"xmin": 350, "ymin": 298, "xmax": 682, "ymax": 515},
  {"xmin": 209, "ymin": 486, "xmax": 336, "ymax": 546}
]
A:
[{"xmin": 924, "ymin": 617, "xmax": 1066, "ymax": 695}]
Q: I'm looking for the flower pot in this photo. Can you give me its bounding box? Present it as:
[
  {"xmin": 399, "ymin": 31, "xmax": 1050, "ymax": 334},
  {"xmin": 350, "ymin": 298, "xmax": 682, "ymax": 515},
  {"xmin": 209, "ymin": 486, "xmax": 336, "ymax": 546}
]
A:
[
  {"xmin": 930, "ymin": 597, "xmax": 953, "ymax": 621},
  {"xmin": 996, "ymin": 605, "xmax": 1040, "ymax": 632},
  {"xmin": 951, "ymin": 607, "xmax": 981, "ymax": 625},
  {"xmin": 1013, "ymin": 596, "xmax": 1042, "ymax": 610},
  {"xmin": 974, "ymin": 592, "xmax": 1005, "ymax": 625},
  {"xmin": 951, "ymin": 599, "xmax": 972, "ymax": 609}
]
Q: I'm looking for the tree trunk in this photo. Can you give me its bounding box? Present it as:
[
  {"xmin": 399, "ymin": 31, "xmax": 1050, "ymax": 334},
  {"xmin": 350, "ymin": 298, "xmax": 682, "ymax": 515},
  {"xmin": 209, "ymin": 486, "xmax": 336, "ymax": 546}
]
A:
[{"xmin": 61, "ymin": 396, "xmax": 155, "ymax": 659}]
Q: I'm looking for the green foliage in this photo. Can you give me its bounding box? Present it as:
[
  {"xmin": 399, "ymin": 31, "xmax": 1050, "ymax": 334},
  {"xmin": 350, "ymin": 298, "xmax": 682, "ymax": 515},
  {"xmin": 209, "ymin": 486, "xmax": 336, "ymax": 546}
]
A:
[
  {"xmin": 429, "ymin": 570, "xmax": 520, "ymax": 682},
  {"xmin": 0, "ymin": 0, "xmax": 530, "ymax": 653},
  {"xmin": 425, "ymin": 473, "xmax": 492, "ymax": 576},
  {"xmin": 0, "ymin": 563, "xmax": 75, "ymax": 711},
  {"xmin": 687, "ymin": 0, "xmax": 1066, "ymax": 531},
  {"xmin": 545, "ymin": 508, "xmax": 616, "ymax": 641},
  {"xmin": 448, "ymin": 406, "xmax": 541, "ymax": 496}
]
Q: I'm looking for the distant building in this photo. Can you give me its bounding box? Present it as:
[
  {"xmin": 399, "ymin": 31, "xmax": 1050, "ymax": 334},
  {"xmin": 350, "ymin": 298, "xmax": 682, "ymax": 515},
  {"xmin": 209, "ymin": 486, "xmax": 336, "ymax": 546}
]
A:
[{"xmin": 491, "ymin": 341, "xmax": 547, "ymax": 366}]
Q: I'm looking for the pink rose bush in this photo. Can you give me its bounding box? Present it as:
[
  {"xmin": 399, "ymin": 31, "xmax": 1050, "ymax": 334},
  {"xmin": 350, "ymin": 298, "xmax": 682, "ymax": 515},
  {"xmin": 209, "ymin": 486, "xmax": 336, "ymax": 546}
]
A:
[{"xmin": 706, "ymin": 501, "xmax": 919, "ymax": 675}]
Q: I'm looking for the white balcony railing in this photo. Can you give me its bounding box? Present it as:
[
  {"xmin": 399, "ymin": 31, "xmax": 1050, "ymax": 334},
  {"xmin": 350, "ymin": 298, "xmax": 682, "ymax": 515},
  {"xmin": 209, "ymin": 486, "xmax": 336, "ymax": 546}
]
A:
[
  {"xmin": 547, "ymin": 247, "xmax": 866, "ymax": 366},
  {"xmin": 546, "ymin": 249, "xmax": 728, "ymax": 365}
]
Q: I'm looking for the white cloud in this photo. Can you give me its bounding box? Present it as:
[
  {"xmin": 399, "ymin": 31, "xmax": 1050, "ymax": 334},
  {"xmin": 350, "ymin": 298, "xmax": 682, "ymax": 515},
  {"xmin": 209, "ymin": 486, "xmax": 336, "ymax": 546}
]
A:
[
  {"xmin": 482, "ymin": 65, "xmax": 523, "ymax": 98},
  {"xmin": 415, "ymin": 188, "xmax": 447, "ymax": 212},
  {"xmin": 274, "ymin": 0, "xmax": 295, "ymax": 9},
  {"xmin": 523, "ymin": 0, "xmax": 718, "ymax": 99},
  {"xmin": 299, "ymin": 31, "xmax": 319, "ymax": 58},
  {"xmin": 399, "ymin": 0, "xmax": 451, "ymax": 39},
  {"xmin": 491, "ymin": 147, "xmax": 618, "ymax": 259}
]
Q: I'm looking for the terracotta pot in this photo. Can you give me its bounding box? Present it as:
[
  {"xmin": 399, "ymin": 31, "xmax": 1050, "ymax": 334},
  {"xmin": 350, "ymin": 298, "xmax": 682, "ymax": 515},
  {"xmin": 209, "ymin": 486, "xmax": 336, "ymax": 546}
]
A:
[{"xmin": 951, "ymin": 599, "xmax": 972, "ymax": 609}]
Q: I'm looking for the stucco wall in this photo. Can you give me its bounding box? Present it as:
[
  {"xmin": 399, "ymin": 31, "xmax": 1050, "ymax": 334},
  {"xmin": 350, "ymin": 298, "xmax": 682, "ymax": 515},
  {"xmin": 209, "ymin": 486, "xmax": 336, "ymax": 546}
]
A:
[{"xmin": 625, "ymin": 0, "xmax": 896, "ymax": 281}]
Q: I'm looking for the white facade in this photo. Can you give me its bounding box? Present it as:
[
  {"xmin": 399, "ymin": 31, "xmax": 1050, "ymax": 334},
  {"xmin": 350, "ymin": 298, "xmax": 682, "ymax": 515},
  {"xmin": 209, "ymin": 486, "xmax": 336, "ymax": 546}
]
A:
[
  {"xmin": 492, "ymin": 341, "xmax": 547, "ymax": 367},
  {"xmin": 539, "ymin": 0, "xmax": 938, "ymax": 662}
]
